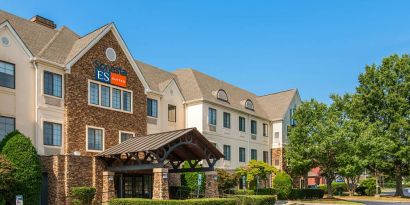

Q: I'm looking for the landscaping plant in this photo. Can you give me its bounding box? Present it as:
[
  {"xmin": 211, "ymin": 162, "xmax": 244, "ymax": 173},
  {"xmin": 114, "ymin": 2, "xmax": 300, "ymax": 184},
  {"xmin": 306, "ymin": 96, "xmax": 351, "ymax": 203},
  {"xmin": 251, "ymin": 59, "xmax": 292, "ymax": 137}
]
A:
[
  {"xmin": 272, "ymin": 171, "xmax": 292, "ymax": 199},
  {"xmin": 70, "ymin": 187, "xmax": 96, "ymax": 205}
]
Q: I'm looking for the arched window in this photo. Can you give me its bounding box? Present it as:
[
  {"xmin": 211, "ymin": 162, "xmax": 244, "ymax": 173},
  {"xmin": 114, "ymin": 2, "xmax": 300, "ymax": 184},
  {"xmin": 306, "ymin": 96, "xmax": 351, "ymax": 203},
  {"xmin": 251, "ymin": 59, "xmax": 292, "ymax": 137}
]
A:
[
  {"xmin": 217, "ymin": 89, "xmax": 228, "ymax": 102},
  {"xmin": 245, "ymin": 99, "xmax": 254, "ymax": 110}
]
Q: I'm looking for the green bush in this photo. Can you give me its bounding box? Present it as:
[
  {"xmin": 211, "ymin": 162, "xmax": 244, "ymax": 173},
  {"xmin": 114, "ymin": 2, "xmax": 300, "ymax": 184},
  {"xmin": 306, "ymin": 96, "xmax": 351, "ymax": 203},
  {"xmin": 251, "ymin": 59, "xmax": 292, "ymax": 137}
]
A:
[
  {"xmin": 109, "ymin": 198, "xmax": 237, "ymax": 205},
  {"xmin": 169, "ymin": 186, "xmax": 191, "ymax": 199},
  {"xmin": 288, "ymin": 189, "xmax": 324, "ymax": 200},
  {"xmin": 70, "ymin": 187, "xmax": 96, "ymax": 205},
  {"xmin": 234, "ymin": 189, "xmax": 255, "ymax": 195},
  {"xmin": 317, "ymin": 182, "xmax": 347, "ymax": 194},
  {"xmin": 0, "ymin": 154, "xmax": 14, "ymax": 196},
  {"xmin": 273, "ymin": 172, "xmax": 292, "ymax": 200},
  {"xmin": 356, "ymin": 178, "xmax": 379, "ymax": 196},
  {"xmin": 233, "ymin": 195, "xmax": 276, "ymax": 205},
  {"xmin": 217, "ymin": 169, "xmax": 238, "ymax": 194},
  {"xmin": 254, "ymin": 188, "xmax": 276, "ymax": 195},
  {"xmin": 0, "ymin": 131, "xmax": 42, "ymax": 205}
]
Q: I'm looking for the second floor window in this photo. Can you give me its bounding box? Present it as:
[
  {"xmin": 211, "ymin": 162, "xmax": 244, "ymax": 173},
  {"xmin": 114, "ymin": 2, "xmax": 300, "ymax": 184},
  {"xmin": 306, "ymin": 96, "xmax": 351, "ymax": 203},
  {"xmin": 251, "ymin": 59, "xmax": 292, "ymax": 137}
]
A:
[
  {"xmin": 147, "ymin": 98, "xmax": 158, "ymax": 117},
  {"xmin": 239, "ymin": 147, "xmax": 246, "ymax": 162},
  {"xmin": 44, "ymin": 71, "xmax": 62, "ymax": 97},
  {"xmin": 87, "ymin": 127, "xmax": 103, "ymax": 151},
  {"xmin": 223, "ymin": 145, "xmax": 231, "ymax": 161},
  {"xmin": 239, "ymin": 116, "xmax": 246, "ymax": 132},
  {"xmin": 0, "ymin": 61, "xmax": 15, "ymax": 89},
  {"xmin": 43, "ymin": 122, "xmax": 62, "ymax": 146},
  {"xmin": 208, "ymin": 108, "xmax": 216, "ymax": 125},
  {"xmin": 120, "ymin": 131, "xmax": 134, "ymax": 143},
  {"xmin": 223, "ymin": 112, "xmax": 230, "ymax": 128},
  {"xmin": 251, "ymin": 120, "xmax": 257, "ymax": 135},
  {"xmin": 168, "ymin": 104, "xmax": 176, "ymax": 122},
  {"xmin": 263, "ymin": 123, "xmax": 268, "ymax": 137},
  {"xmin": 251, "ymin": 149, "xmax": 257, "ymax": 160},
  {"xmin": 263, "ymin": 151, "xmax": 269, "ymax": 163}
]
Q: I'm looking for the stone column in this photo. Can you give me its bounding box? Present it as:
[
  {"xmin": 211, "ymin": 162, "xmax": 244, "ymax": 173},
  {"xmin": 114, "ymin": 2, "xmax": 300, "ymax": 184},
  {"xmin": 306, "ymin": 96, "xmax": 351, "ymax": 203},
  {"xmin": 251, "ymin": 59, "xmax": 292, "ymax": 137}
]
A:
[
  {"xmin": 102, "ymin": 171, "xmax": 115, "ymax": 204},
  {"xmin": 205, "ymin": 171, "xmax": 219, "ymax": 198},
  {"xmin": 153, "ymin": 168, "xmax": 169, "ymax": 200}
]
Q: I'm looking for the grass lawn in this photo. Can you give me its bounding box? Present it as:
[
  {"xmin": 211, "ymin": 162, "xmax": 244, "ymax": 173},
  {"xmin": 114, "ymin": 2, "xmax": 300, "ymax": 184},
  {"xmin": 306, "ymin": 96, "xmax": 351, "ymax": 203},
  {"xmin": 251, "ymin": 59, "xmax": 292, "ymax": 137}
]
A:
[
  {"xmin": 294, "ymin": 198, "xmax": 364, "ymax": 204},
  {"xmin": 337, "ymin": 196, "xmax": 410, "ymax": 203}
]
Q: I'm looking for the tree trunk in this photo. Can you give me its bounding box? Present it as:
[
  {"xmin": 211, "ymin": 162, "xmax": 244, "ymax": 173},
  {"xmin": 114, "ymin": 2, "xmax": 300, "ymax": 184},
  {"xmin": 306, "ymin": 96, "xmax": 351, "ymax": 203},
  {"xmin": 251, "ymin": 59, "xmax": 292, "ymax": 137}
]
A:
[
  {"xmin": 394, "ymin": 164, "xmax": 403, "ymax": 197},
  {"xmin": 326, "ymin": 177, "xmax": 334, "ymax": 198},
  {"xmin": 346, "ymin": 177, "xmax": 357, "ymax": 196}
]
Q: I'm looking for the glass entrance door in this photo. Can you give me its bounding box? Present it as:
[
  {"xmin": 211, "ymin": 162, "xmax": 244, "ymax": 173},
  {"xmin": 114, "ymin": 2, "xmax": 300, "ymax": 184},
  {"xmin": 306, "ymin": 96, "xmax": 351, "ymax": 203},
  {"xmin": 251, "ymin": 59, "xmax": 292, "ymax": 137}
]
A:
[{"xmin": 115, "ymin": 174, "xmax": 153, "ymax": 198}]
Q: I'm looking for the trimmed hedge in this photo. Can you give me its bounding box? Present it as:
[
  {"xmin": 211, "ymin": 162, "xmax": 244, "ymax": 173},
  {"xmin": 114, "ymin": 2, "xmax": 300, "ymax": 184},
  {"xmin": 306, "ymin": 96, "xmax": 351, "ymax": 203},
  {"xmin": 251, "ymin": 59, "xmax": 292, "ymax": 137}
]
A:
[
  {"xmin": 288, "ymin": 189, "xmax": 324, "ymax": 200},
  {"xmin": 233, "ymin": 195, "xmax": 276, "ymax": 205},
  {"xmin": 0, "ymin": 131, "xmax": 42, "ymax": 205},
  {"xmin": 318, "ymin": 182, "xmax": 347, "ymax": 194},
  {"xmin": 234, "ymin": 189, "xmax": 255, "ymax": 195},
  {"xmin": 70, "ymin": 187, "xmax": 96, "ymax": 205},
  {"xmin": 109, "ymin": 198, "xmax": 237, "ymax": 205},
  {"xmin": 169, "ymin": 186, "xmax": 191, "ymax": 199},
  {"xmin": 253, "ymin": 188, "xmax": 276, "ymax": 195}
]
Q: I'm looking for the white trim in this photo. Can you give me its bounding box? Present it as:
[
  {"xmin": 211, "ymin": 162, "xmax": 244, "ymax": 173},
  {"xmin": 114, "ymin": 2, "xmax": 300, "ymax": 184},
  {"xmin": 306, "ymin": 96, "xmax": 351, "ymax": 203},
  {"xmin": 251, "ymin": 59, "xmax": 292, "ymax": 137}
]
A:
[
  {"xmin": 41, "ymin": 119, "xmax": 63, "ymax": 148},
  {"xmin": 87, "ymin": 79, "xmax": 133, "ymax": 114},
  {"xmin": 0, "ymin": 21, "xmax": 33, "ymax": 58},
  {"xmin": 64, "ymin": 23, "xmax": 150, "ymax": 93},
  {"xmin": 86, "ymin": 125, "xmax": 105, "ymax": 152},
  {"xmin": 118, "ymin": 130, "xmax": 135, "ymax": 143}
]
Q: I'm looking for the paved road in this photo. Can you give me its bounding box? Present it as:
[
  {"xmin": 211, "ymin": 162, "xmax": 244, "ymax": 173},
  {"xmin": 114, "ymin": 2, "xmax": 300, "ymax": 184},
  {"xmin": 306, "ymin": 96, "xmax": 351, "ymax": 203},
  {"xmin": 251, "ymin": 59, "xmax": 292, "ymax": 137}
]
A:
[{"xmin": 346, "ymin": 188, "xmax": 410, "ymax": 205}]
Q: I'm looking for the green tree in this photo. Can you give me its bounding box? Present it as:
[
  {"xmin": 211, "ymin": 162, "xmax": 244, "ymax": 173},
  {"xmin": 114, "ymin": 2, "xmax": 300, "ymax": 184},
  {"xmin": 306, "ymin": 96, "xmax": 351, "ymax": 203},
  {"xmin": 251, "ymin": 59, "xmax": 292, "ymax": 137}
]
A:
[
  {"xmin": 273, "ymin": 171, "xmax": 293, "ymax": 200},
  {"xmin": 236, "ymin": 160, "xmax": 277, "ymax": 190},
  {"xmin": 353, "ymin": 54, "xmax": 410, "ymax": 197},
  {"xmin": 0, "ymin": 131, "xmax": 42, "ymax": 205},
  {"xmin": 216, "ymin": 169, "xmax": 238, "ymax": 194}
]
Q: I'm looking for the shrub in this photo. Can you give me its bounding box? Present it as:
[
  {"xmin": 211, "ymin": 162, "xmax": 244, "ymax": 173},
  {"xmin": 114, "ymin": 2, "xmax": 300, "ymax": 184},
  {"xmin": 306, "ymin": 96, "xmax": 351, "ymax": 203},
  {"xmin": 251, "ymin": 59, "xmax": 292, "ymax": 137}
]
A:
[
  {"xmin": 0, "ymin": 131, "xmax": 42, "ymax": 205},
  {"xmin": 254, "ymin": 188, "xmax": 276, "ymax": 195},
  {"xmin": 217, "ymin": 169, "xmax": 238, "ymax": 194},
  {"xmin": 317, "ymin": 182, "xmax": 347, "ymax": 194},
  {"xmin": 356, "ymin": 178, "xmax": 379, "ymax": 196},
  {"xmin": 0, "ymin": 154, "xmax": 15, "ymax": 196},
  {"xmin": 233, "ymin": 195, "xmax": 276, "ymax": 205},
  {"xmin": 109, "ymin": 198, "xmax": 237, "ymax": 205},
  {"xmin": 273, "ymin": 172, "xmax": 292, "ymax": 200},
  {"xmin": 169, "ymin": 186, "xmax": 191, "ymax": 199},
  {"xmin": 70, "ymin": 187, "xmax": 96, "ymax": 205},
  {"xmin": 288, "ymin": 189, "xmax": 324, "ymax": 200},
  {"xmin": 234, "ymin": 189, "xmax": 255, "ymax": 195}
]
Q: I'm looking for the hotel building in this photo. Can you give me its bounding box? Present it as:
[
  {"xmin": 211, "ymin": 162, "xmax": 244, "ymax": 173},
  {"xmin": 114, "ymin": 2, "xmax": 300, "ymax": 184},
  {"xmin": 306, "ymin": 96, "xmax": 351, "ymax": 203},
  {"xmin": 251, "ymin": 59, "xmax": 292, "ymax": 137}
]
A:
[{"xmin": 0, "ymin": 10, "xmax": 300, "ymax": 204}]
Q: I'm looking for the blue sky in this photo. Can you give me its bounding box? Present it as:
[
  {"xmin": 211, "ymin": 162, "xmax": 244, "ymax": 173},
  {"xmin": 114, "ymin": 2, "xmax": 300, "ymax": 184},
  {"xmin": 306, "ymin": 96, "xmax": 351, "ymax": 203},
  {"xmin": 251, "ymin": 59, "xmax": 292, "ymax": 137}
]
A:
[{"xmin": 2, "ymin": 1, "xmax": 410, "ymax": 103}]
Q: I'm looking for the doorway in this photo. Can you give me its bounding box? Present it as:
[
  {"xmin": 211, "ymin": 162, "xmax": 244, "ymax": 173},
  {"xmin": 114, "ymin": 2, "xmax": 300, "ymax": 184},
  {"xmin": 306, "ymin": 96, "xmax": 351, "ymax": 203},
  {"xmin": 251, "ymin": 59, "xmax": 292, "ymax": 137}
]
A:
[{"xmin": 115, "ymin": 174, "xmax": 153, "ymax": 198}]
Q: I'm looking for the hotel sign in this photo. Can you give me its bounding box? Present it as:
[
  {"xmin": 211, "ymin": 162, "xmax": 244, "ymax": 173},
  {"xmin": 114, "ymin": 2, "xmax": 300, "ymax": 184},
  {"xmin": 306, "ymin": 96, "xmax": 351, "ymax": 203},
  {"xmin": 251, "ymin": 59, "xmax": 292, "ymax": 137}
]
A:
[{"xmin": 93, "ymin": 60, "xmax": 127, "ymax": 87}]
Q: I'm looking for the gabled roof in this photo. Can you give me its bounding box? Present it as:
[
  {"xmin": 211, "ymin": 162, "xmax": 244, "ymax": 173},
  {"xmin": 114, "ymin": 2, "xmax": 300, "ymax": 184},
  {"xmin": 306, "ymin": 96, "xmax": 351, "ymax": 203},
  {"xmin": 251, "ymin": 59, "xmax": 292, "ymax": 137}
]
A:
[
  {"xmin": 136, "ymin": 60, "xmax": 179, "ymax": 93},
  {"xmin": 257, "ymin": 89, "xmax": 298, "ymax": 121},
  {"xmin": 173, "ymin": 68, "xmax": 270, "ymax": 119}
]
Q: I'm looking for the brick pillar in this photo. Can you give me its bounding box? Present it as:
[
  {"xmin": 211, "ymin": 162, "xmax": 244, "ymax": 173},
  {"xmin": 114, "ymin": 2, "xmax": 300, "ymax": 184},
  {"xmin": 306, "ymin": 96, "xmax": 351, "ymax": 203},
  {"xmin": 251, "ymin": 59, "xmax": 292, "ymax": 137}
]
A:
[
  {"xmin": 102, "ymin": 171, "xmax": 115, "ymax": 204},
  {"xmin": 153, "ymin": 168, "xmax": 169, "ymax": 200},
  {"xmin": 204, "ymin": 171, "xmax": 219, "ymax": 198}
]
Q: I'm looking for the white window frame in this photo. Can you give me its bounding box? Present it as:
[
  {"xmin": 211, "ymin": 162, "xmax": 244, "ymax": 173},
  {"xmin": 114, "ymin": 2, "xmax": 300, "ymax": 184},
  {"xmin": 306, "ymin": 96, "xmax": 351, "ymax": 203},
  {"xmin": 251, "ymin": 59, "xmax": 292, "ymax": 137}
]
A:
[
  {"xmin": 86, "ymin": 125, "xmax": 105, "ymax": 152},
  {"xmin": 119, "ymin": 130, "xmax": 135, "ymax": 143},
  {"xmin": 42, "ymin": 119, "xmax": 63, "ymax": 148},
  {"xmin": 87, "ymin": 79, "xmax": 133, "ymax": 114}
]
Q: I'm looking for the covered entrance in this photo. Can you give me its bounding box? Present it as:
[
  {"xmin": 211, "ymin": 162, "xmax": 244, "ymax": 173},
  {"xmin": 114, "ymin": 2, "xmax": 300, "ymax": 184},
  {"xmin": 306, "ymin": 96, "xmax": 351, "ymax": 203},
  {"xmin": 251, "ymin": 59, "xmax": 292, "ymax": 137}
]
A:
[{"xmin": 97, "ymin": 128, "xmax": 224, "ymax": 200}]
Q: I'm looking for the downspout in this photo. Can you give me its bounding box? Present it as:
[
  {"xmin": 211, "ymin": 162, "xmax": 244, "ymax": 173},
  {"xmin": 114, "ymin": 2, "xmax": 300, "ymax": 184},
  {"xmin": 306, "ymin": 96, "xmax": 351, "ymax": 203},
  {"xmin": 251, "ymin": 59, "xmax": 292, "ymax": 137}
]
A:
[{"xmin": 31, "ymin": 59, "xmax": 39, "ymax": 152}]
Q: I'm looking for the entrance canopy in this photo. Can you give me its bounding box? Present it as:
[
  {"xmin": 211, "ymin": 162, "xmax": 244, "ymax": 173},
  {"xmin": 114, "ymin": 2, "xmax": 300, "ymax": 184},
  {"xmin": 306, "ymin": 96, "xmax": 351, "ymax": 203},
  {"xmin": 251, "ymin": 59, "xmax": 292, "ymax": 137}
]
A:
[{"xmin": 97, "ymin": 128, "xmax": 224, "ymax": 173}]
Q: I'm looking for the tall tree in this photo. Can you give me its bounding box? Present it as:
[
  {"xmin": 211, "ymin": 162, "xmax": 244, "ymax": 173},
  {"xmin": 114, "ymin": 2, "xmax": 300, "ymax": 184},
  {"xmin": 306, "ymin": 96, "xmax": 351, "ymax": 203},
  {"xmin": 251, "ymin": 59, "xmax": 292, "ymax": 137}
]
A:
[{"xmin": 354, "ymin": 54, "xmax": 410, "ymax": 197}]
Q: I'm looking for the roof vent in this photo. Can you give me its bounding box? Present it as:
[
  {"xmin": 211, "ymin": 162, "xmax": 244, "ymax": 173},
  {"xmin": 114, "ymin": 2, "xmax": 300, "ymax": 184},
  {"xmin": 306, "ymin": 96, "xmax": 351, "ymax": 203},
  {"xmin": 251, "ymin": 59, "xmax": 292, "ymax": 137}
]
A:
[{"xmin": 30, "ymin": 15, "xmax": 56, "ymax": 29}]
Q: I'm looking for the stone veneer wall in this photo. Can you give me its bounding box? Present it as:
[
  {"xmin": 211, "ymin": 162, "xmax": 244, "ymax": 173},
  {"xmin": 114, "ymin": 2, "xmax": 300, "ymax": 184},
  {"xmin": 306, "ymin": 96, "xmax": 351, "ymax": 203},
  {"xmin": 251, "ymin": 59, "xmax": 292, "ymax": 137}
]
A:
[
  {"xmin": 64, "ymin": 30, "xmax": 147, "ymax": 156},
  {"xmin": 271, "ymin": 147, "xmax": 287, "ymax": 171}
]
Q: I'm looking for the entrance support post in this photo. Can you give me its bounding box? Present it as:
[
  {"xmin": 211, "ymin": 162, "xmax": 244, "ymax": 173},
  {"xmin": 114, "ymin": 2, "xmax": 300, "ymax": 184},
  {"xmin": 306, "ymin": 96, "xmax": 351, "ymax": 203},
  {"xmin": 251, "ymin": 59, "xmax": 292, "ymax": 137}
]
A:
[
  {"xmin": 153, "ymin": 168, "xmax": 169, "ymax": 200},
  {"xmin": 204, "ymin": 171, "xmax": 219, "ymax": 198},
  {"xmin": 102, "ymin": 171, "xmax": 115, "ymax": 204}
]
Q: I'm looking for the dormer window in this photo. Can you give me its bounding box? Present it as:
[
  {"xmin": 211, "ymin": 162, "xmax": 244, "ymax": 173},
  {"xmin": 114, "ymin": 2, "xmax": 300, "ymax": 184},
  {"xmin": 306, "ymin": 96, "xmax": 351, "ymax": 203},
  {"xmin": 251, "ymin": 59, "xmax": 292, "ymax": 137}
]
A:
[
  {"xmin": 245, "ymin": 99, "xmax": 254, "ymax": 110},
  {"xmin": 216, "ymin": 89, "xmax": 228, "ymax": 102}
]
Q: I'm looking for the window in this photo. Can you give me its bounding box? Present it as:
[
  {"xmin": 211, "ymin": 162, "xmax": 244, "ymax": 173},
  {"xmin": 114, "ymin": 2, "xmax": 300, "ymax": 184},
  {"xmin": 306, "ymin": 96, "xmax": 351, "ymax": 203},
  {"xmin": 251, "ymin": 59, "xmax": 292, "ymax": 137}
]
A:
[
  {"xmin": 245, "ymin": 99, "xmax": 254, "ymax": 110},
  {"xmin": 147, "ymin": 98, "xmax": 158, "ymax": 117},
  {"xmin": 44, "ymin": 71, "xmax": 62, "ymax": 97},
  {"xmin": 239, "ymin": 147, "xmax": 246, "ymax": 162},
  {"xmin": 0, "ymin": 61, "xmax": 15, "ymax": 89},
  {"xmin": 263, "ymin": 123, "xmax": 268, "ymax": 137},
  {"xmin": 251, "ymin": 149, "xmax": 257, "ymax": 160},
  {"xmin": 223, "ymin": 145, "xmax": 231, "ymax": 161},
  {"xmin": 290, "ymin": 105, "xmax": 297, "ymax": 126},
  {"xmin": 274, "ymin": 159, "xmax": 280, "ymax": 166},
  {"xmin": 239, "ymin": 116, "xmax": 246, "ymax": 132},
  {"xmin": 88, "ymin": 81, "xmax": 132, "ymax": 112},
  {"xmin": 101, "ymin": 85, "xmax": 110, "ymax": 107},
  {"xmin": 274, "ymin": 132, "xmax": 280, "ymax": 143},
  {"xmin": 168, "ymin": 105, "xmax": 176, "ymax": 122},
  {"xmin": 112, "ymin": 88, "xmax": 121, "ymax": 109},
  {"xmin": 0, "ymin": 116, "xmax": 14, "ymax": 142},
  {"xmin": 251, "ymin": 120, "xmax": 257, "ymax": 135},
  {"xmin": 43, "ymin": 122, "xmax": 62, "ymax": 146},
  {"xmin": 120, "ymin": 131, "xmax": 134, "ymax": 143},
  {"xmin": 208, "ymin": 108, "xmax": 217, "ymax": 125},
  {"xmin": 216, "ymin": 89, "xmax": 228, "ymax": 102},
  {"xmin": 87, "ymin": 127, "xmax": 104, "ymax": 151},
  {"xmin": 263, "ymin": 151, "xmax": 269, "ymax": 163},
  {"xmin": 90, "ymin": 82, "xmax": 99, "ymax": 105},
  {"xmin": 223, "ymin": 112, "xmax": 230, "ymax": 128}
]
